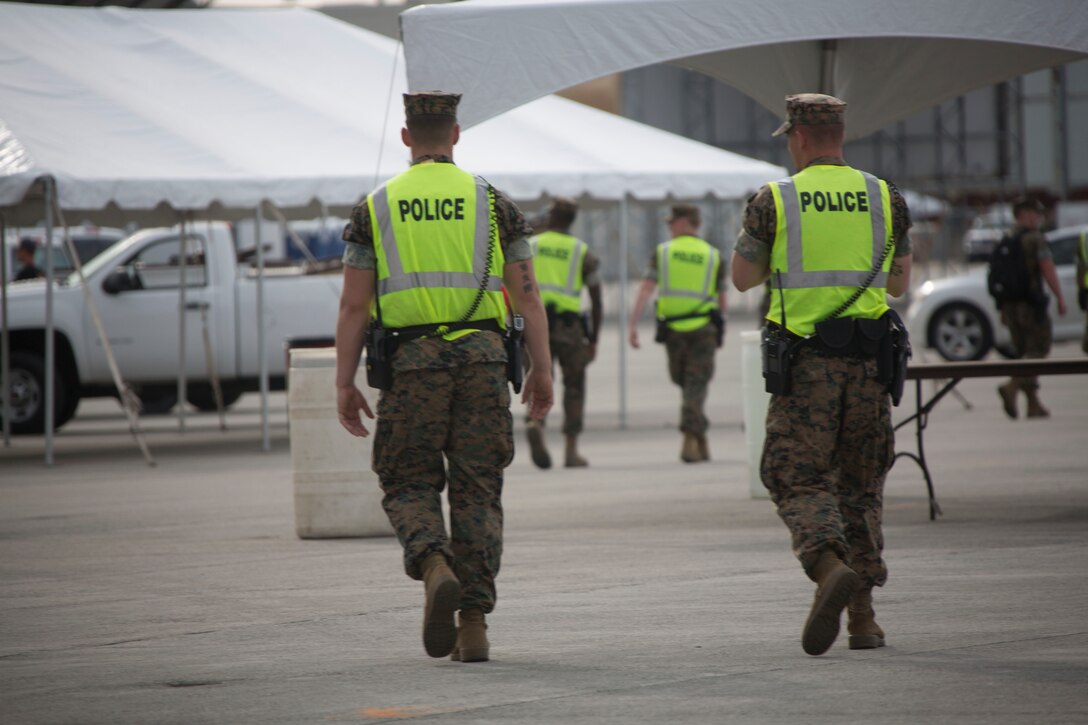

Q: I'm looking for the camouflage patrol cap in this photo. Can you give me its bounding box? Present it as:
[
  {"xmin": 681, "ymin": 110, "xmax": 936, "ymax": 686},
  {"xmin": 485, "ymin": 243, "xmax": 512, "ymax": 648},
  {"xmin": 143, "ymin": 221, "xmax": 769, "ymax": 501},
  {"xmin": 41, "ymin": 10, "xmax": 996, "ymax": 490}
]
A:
[
  {"xmin": 666, "ymin": 203, "xmax": 701, "ymax": 225},
  {"xmin": 403, "ymin": 91, "xmax": 461, "ymax": 119},
  {"xmin": 772, "ymin": 93, "xmax": 847, "ymax": 137},
  {"xmin": 1011, "ymin": 196, "xmax": 1044, "ymax": 215}
]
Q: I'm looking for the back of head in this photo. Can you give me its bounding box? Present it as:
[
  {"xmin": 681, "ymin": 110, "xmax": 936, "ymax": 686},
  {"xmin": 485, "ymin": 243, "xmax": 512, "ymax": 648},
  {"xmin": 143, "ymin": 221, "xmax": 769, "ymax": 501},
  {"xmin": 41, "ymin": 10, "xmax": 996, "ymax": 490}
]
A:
[
  {"xmin": 667, "ymin": 203, "xmax": 701, "ymax": 230},
  {"xmin": 403, "ymin": 91, "xmax": 461, "ymax": 148},
  {"xmin": 547, "ymin": 196, "xmax": 578, "ymax": 231}
]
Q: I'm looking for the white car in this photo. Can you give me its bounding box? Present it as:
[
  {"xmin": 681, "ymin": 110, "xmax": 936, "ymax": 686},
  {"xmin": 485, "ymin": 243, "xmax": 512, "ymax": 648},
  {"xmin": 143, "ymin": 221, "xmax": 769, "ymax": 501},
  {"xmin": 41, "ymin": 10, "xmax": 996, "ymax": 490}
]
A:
[{"xmin": 907, "ymin": 225, "xmax": 1084, "ymax": 361}]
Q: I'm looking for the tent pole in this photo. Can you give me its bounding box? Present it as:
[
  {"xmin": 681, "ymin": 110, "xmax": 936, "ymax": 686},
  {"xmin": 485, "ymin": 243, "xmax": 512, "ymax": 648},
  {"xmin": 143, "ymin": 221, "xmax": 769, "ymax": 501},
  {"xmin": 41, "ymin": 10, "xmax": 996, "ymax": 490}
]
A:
[
  {"xmin": 819, "ymin": 40, "xmax": 837, "ymax": 96},
  {"xmin": 55, "ymin": 203, "xmax": 155, "ymax": 466},
  {"xmin": 618, "ymin": 195, "xmax": 629, "ymax": 430},
  {"xmin": 177, "ymin": 214, "xmax": 188, "ymax": 432},
  {"xmin": 256, "ymin": 205, "xmax": 270, "ymax": 451},
  {"xmin": 43, "ymin": 177, "xmax": 55, "ymax": 465},
  {"xmin": 1, "ymin": 211, "xmax": 10, "ymax": 446}
]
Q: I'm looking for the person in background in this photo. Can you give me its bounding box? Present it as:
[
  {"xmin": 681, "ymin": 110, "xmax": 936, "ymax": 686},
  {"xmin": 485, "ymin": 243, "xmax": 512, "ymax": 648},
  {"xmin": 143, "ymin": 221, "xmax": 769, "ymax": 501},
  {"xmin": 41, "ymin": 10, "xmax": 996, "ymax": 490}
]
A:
[
  {"xmin": 525, "ymin": 197, "xmax": 603, "ymax": 469},
  {"xmin": 13, "ymin": 238, "xmax": 44, "ymax": 281},
  {"xmin": 995, "ymin": 197, "xmax": 1067, "ymax": 419},
  {"xmin": 628, "ymin": 203, "xmax": 726, "ymax": 463},
  {"xmin": 1078, "ymin": 228, "xmax": 1088, "ymax": 354}
]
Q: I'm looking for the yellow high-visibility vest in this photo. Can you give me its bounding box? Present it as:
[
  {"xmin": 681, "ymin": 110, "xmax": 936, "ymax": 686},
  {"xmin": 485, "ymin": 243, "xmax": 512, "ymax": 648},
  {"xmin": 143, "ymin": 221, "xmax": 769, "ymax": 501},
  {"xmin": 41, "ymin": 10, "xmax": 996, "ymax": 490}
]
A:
[
  {"xmin": 655, "ymin": 235, "xmax": 720, "ymax": 332},
  {"xmin": 767, "ymin": 165, "xmax": 893, "ymax": 338},
  {"xmin": 369, "ymin": 163, "xmax": 505, "ymax": 339},
  {"xmin": 531, "ymin": 231, "xmax": 587, "ymax": 314}
]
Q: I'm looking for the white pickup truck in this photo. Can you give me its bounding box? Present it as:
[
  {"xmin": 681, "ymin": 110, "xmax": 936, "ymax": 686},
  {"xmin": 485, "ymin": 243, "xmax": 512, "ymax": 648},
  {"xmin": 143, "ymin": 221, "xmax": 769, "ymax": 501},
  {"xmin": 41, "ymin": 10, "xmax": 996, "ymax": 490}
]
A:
[{"xmin": 3, "ymin": 222, "xmax": 343, "ymax": 434}]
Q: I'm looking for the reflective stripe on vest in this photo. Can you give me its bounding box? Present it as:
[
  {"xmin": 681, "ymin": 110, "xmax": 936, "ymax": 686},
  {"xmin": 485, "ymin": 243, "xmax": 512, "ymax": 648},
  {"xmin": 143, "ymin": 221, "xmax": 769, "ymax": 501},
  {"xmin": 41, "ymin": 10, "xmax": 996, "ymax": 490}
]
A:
[
  {"xmin": 768, "ymin": 166, "xmax": 892, "ymax": 338},
  {"xmin": 656, "ymin": 235, "xmax": 720, "ymax": 332},
  {"xmin": 369, "ymin": 164, "xmax": 505, "ymax": 334},
  {"xmin": 532, "ymin": 231, "xmax": 587, "ymax": 314}
]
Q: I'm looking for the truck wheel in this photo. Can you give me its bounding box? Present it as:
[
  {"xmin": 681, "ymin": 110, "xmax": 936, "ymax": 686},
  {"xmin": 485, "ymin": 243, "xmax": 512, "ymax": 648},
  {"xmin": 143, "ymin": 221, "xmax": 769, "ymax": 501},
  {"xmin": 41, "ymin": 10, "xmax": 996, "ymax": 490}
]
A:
[
  {"xmin": 186, "ymin": 383, "xmax": 243, "ymax": 412},
  {"xmin": 138, "ymin": 389, "xmax": 178, "ymax": 415},
  {"xmin": 3, "ymin": 351, "xmax": 68, "ymax": 435}
]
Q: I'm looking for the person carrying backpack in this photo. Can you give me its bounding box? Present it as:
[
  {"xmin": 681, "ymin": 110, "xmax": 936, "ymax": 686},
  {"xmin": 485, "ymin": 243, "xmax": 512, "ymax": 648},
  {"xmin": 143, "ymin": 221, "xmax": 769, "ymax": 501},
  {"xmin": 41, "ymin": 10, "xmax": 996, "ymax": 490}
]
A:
[{"xmin": 991, "ymin": 197, "xmax": 1067, "ymax": 419}]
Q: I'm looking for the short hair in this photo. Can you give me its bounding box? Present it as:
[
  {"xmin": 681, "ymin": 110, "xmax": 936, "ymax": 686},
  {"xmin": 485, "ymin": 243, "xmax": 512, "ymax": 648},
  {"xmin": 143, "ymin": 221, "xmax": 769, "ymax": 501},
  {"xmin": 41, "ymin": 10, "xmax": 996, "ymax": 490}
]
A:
[
  {"xmin": 548, "ymin": 205, "xmax": 576, "ymax": 230},
  {"xmin": 17, "ymin": 238, "xmax": 37, "ymax": 255},
  {"xmin": 406, "ymin": 115, "xmax": 456, "ymax": 147},
  {"xmin": 799, "ymin": 122, "xmax": 845, "ymax": 147}
]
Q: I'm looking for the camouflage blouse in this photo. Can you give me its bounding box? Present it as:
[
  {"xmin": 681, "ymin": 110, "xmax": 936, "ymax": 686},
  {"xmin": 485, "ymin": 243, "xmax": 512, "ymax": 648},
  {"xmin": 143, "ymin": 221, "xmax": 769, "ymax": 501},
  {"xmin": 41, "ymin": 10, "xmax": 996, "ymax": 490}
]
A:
[{"xmin": 341, "ymin": 155, "xmax": 534, "ymax": 371}]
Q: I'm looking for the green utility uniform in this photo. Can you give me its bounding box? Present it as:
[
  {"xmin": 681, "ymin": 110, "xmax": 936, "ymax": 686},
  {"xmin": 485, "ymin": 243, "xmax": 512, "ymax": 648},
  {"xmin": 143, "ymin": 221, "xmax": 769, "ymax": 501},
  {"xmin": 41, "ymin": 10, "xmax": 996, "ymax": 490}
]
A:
[
  {"xmin": 342, "ymin": 155, "xmax": 533, "ymax": 613},
  {"xmin": 736, "ymin": 158, "xmax": 912, "ymax": 589}
]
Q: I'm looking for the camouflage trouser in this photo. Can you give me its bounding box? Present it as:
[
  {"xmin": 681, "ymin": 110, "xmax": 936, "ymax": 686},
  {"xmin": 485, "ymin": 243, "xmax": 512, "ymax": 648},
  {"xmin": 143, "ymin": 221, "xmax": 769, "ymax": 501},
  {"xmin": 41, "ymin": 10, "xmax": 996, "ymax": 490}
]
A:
[
  {"xmin": 760, "ymin": 347, "xmax": 894, "ymax": 589},
  {"xmin": 547, "ymin": 317, "xmax": 591, "ymax": 436},
  {"xmin": 1002, "ymin": 301, "xmax": 1053, "ymax": 392},
  {"xmin": 372, "ymin": 362, "xmax": 513, "ymax": 613},
  {"xmin": 664, "ymin": 324, "xmax": 718, "ymax": 435}
]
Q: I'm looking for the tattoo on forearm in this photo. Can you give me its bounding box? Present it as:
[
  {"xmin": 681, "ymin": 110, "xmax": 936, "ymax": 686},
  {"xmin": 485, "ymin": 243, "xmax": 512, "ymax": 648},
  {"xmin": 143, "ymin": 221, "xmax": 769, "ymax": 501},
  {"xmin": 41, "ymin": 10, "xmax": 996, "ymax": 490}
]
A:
[
  {"xmin": 519, "ymin": 261, "xmax": 533, "ymax": 294},
  {"xmin": 891, "ymin": 260, "xmax": 903, "ymax": 277}
]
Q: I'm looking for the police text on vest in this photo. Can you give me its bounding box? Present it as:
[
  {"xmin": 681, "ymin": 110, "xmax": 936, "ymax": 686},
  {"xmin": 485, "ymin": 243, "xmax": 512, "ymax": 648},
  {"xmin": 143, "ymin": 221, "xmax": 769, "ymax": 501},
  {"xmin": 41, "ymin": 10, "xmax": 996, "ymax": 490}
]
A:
[
  {"xmin": 398, "ymin": 198, "xmax": 466, "ymax": 222},
  {"xmin": 798, "ymin": 190, "xmax": 869, "ymax": 213}
]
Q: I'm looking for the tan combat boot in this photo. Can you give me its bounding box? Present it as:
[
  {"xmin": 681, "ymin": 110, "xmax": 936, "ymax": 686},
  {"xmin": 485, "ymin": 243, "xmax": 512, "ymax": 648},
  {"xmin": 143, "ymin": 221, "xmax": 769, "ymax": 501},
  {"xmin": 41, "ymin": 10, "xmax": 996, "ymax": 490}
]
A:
[
  {"xmin": 1025, "ymin": 390, "xmax": 1050, "ymax": 418},
  {"xmin": 696, "ymin": 433, "xmax": 710, "ymax": 461},
  {"xmin": 997, "ymin": 381, "xmax": 1019, "ymax": 420},
  {"xmin": 449, "ymin": 608, "xmax": 490, "ymax": 663},
  {"xmin": 847, "ymin": 588, "xmax": 885, "ymax": 650},
  {"xmin": 420, "ymin": 553, "xmax": 460, "ymax": 658},
  {"xmin": 680, "ymin": 433, "xmax": 702, "ymax": 463},
  {"xmin": 564, "ymin": 435, "xmax": 588, "ymax": 468},
  {"xmin": 802, "ymin": 550, "xmax": 861, "ymax": 656},
  {"xmin": 526, "ymin": 419, "xmax": 552, "ymax": 469}
]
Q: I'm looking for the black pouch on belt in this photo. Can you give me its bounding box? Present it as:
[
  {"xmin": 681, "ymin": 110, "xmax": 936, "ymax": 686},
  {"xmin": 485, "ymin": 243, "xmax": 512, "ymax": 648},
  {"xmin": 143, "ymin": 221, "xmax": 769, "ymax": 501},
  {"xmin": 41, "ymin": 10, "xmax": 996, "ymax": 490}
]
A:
[{"xmin": 813, "ymin": 316, "xmax": 855, "ymax": 353}]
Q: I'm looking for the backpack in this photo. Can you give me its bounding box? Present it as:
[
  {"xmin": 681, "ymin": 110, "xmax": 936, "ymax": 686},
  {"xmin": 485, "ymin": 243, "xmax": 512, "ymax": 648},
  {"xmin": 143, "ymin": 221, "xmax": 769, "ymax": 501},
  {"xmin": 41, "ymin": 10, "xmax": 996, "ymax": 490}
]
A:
[{"xmin": 987, "ymin": 231, "xmax": 1030, "ymax": 305}]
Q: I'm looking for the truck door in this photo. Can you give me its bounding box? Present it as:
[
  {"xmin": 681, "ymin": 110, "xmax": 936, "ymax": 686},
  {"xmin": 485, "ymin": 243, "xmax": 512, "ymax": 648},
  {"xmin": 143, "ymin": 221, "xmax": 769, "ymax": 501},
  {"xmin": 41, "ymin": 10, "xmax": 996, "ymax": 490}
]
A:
[{"xmin": 86, "ymin": 234, "xmax": 216, "ymax": 383}]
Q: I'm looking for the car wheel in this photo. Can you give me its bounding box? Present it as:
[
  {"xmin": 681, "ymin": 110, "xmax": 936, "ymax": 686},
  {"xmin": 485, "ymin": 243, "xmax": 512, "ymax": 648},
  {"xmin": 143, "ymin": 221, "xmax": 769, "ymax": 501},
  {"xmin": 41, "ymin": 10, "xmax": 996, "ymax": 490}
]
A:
[
  {"xmin": 927, "ymin": 302, "xmax": 993, "ymax": 361},
  {"xmin": 186, "ymin": 383, "xmax": 243, "ymax": 412},
  {"xmin": 3, "ymin": 351, "xmax": 68, "ymax": 435}
]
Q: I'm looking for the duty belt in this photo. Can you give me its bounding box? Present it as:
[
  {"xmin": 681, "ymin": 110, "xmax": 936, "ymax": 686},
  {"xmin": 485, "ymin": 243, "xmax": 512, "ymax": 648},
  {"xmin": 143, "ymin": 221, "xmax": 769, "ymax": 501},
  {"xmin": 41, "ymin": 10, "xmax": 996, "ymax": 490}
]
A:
[
  {"xmin": 766, "ymin": 317, "xmax": 888, "ymax": 358},
  {"xmin": 386, "ymin": 318, "xmax": 504, "ymax": 345}
]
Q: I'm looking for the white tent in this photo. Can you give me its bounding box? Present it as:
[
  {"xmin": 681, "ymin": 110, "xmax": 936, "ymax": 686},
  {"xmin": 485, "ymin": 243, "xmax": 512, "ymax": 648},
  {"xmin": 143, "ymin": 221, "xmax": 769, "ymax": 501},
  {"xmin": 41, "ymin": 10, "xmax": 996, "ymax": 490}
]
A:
[
  {"xmin": 1, "ymin": 3, "xmax": 787, "ymax": 453},
  {"xmin": 0, "ymin": 3, "xmax": 783, "ymax": 222},
  {"xmin": 401, "ymin": 0, "xmax": 1088, "ymax": 138}
]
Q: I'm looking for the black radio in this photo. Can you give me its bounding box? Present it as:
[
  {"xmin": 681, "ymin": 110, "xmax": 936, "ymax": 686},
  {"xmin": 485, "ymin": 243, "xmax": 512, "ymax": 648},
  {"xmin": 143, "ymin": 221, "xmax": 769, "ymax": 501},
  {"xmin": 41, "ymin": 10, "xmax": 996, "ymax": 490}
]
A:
[
  {"xmin": 761, "ymin": 326, "xmax": 793, "ymax": 395},
  {"xmin": 762, "ymin": 271, "xmax": 795, "ymax": 395},
  {"xmin": 364, "ymin": 325, "xmax": 394, "ymax": 391}
]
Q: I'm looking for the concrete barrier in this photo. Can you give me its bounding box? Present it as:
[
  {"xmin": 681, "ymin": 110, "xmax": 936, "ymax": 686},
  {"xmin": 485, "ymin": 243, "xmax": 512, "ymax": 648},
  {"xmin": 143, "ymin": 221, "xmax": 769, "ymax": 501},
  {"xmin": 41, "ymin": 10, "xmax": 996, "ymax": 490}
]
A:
[
  {"xmin": 739, "ymin": 330, "xmax": 771, "ymax": 500},
  {"xmin": 287, "ymin": 348, "xmax": 393, "ymax": 538}
]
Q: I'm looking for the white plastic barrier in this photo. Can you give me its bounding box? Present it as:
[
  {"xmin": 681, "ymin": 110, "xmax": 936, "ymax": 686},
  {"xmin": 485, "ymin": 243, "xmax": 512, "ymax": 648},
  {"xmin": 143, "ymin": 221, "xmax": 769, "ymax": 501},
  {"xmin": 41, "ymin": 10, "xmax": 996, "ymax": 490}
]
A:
[
  {"xmin": 288, "ymin": 348, "xmax": 394, "ymax": 538},
  {"xmin": 739, "ymin": 330, "xmax": 771, "ymax": 500}
]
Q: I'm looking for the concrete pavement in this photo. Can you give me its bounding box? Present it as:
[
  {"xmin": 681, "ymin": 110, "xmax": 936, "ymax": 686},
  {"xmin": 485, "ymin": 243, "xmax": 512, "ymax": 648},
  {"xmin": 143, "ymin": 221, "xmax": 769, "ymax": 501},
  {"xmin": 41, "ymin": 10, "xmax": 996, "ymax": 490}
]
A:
[{"xmin": 2, "ymin": 317, "xmax": 1087, "ymax": 724}]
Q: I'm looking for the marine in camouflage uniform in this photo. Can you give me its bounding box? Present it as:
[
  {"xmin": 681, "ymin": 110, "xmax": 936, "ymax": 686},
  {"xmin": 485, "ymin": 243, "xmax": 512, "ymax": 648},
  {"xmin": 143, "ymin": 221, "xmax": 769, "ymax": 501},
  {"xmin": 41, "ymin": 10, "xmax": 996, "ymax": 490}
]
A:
[
  {"xmin": 628, "ymin": 203, "xmax": 727, "ymax": 463},
  {"xmin": 732, "ymin": 94, "xmax": 913, "ymax": 655},
  {"xmin": 525, "ymin": 197, "xmax": 603, "ymax": 469},
  {"xmin": 335, "ymin": 91, "xmax": 553, "ymax": 662},
  {"xmin": 996, "ymin": 198, "xmax": 1069, "ymax": 419}
]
